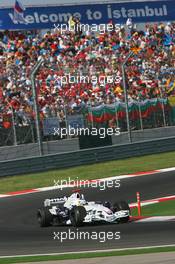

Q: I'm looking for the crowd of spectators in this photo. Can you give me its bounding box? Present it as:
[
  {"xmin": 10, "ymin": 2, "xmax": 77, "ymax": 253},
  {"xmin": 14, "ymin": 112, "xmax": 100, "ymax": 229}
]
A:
[{"xmin": 0, "ymin": 19, "xmax": 175, "ymax": 128}]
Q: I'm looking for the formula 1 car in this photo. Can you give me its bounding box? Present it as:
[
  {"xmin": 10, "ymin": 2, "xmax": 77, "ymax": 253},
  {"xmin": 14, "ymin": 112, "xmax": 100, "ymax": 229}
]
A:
[{"xmin": 37, "ymin": 191, "xmax": 130, "ymax": 227}]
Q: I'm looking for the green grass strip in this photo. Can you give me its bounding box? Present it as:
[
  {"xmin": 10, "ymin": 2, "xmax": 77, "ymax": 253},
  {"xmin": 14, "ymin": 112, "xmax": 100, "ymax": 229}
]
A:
[
  {"xmin": 0, "ymin": 246, "xmax": 175, "ymax": 264},
  {"xmin": 1, "ymin": 151, "xmax": 175, "ymax": 194},
  {"xmin": 131, "ymin": 199, "xmax": 175, "ymax": 216}
]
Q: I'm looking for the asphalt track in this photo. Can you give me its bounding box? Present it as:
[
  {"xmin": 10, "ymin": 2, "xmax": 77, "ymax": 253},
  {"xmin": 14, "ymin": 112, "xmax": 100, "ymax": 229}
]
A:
[{"xmin": 0, "ymin": 171, "xmax": 175, "ymax": 256}]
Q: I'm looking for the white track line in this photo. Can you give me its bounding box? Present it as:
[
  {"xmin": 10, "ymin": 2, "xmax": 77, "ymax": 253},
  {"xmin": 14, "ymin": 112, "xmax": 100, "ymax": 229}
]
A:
[{"xmin": 0, "ymin": 244, "xmax": 175, "ymax": 258}]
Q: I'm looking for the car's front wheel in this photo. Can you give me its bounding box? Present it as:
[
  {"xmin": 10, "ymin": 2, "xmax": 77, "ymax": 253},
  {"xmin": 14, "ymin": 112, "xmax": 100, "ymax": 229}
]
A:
[
  {"xmin": 70, "ymin": 206, "xmax": 86, "ymax": 227},
  {"xmin": 113, "ymin": 201, "xmax": 130, "ymax": 223}
]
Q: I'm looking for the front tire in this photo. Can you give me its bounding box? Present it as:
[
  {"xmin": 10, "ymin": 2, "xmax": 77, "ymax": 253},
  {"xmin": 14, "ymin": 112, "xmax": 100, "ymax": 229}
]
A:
[
  {"xmin": 113, "ymin": 201, "xmax": 130, "ymax": 223},
  {"xmin": 70, "ymin": 206, "xmax": 86, "ymax": 227}
]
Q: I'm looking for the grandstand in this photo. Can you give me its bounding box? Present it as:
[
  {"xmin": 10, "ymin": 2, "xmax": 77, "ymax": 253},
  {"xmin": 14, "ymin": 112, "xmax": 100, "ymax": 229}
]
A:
[{"xmin": 0, "ymin": 0, "xmax": 175, "ymax": 159}]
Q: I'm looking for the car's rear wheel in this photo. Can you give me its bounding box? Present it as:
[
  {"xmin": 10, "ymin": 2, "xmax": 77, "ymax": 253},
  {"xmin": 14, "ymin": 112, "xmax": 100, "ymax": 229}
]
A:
[
  {"xmin": 37, "ymin": 208, "xmax": 53, "ymax": 227},
  {"xmin": 70, "ymin": 206, "xmax": 86, "ymax": 227}
]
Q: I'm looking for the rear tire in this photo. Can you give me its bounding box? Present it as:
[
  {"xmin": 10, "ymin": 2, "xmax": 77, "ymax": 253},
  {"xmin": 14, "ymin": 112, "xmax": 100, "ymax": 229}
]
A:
[
  {"xmin": 70, "ymin": 206, "xmax": 86, "ymax": 227},
  {"xmin": 37, "ymin": 208, "xmax": 53, "ymax": 227}
]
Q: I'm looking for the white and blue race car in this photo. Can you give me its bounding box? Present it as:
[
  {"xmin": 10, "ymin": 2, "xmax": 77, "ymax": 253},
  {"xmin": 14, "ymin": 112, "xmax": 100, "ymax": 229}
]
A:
[{"xmin": 37, "ymin": 191, "xmax": 130, "ymax": 227}]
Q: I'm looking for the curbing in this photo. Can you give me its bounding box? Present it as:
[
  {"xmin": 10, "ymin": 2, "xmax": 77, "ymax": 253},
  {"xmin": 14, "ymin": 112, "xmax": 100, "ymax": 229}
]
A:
[{"xmin": 0, "ymin": 166, "xmax": 175, "ymax": 198}]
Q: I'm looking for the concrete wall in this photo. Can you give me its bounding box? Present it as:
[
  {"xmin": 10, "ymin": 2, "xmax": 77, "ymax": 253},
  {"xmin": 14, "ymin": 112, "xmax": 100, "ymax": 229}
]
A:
[
  {"xmin": 0, "ymin": 126, "xmax": 175, "ymax": 162},
  {"xmin": 1, "ymin": 136, "xmax": 175, "ymax": 177}
]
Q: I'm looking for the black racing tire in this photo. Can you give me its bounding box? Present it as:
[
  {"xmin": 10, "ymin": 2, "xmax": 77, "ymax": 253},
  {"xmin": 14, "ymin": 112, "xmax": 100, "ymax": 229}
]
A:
[
  {"xmin": 119, "ymin": 216, "xmax": 130, "ymax": 223},
  {"xmin": 103, "ymin": 201, "xmax": 111, "ymax": 209},
  {"xmin": 37, "ymin": 208, "xmax": 53, "ymax": 227},
  {"xmin": 113, "ymin": 201, "xmax": 130, "ymax": 223},
  {"xmin": 70, "ymin": 206, "xmax": 86, "ymax": 227},
  {"xmin": 113, "ymin": 201, "xmax": 130, "ymax": 212}
]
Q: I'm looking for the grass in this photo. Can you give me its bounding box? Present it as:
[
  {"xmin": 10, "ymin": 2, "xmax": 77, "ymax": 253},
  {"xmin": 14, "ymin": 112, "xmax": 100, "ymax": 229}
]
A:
[
  {"xmin": 131, "ymin": 200, "xmax": 175, "ymax": 217},
  {"xmin": 0, "ymin": 246, "xmax": 175, "ymax": 263},
  {"xmin": 0, "ymin": 150, "xmax": 175, "ymax": 194}
]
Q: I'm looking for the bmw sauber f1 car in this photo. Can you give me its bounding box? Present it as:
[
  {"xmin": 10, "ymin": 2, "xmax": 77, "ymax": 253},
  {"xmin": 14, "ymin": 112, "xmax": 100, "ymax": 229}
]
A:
[{"xmin": 37, "ymin": 191, "xmax": 130, "ymax": 227}]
